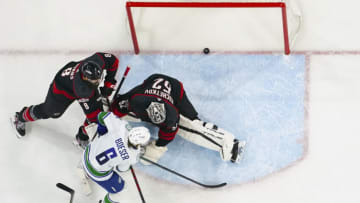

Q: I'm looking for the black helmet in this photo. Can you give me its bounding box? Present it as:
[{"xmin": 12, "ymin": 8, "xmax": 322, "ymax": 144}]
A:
[{"xmin": 81, "ymin": 61, "xmax": 102, "ymax": 80}]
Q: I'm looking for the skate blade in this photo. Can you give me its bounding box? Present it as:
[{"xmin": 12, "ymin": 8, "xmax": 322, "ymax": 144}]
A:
[
  {"xmin": 9, "ymin": 117, "xmax": 24, "ymax": 139},
  {"xmin": 231, "ymin": 141, "xmax": 246, "ymax": 163}
]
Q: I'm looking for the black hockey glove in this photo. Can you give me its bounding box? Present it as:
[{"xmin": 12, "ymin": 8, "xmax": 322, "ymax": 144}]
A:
[
  {"xmin": 112, "ymin": 94, "xmax": 129, "ymax": 113},
  {"xmin": 100, "ymin": 86, "xmax": 114, "ymax": 97}
]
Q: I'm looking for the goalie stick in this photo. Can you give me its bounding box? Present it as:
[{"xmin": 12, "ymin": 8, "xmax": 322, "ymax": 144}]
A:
[
  {"xmin": 140, "ymin": 157, "xmax": 227, "ymax": 188},
  {"xmin": 113, "ymin": 66, "xmax": 131, "ymax": 97},
  {"xmin": 56, "ymin": 183, "xmax": 75, "ymax": 203}
]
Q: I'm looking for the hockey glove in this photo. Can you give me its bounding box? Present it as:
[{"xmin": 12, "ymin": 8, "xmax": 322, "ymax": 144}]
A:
[
  {"xmin": 140, "ymin": 141, "xmax": 167, "ymax": 165},
  {"xmin": 100, "ymin": 86, "xmax": 114, "ymax": 97},
  {"xmin": 75, "ymin": 127, "xmax": 90, "ymax": 149}
]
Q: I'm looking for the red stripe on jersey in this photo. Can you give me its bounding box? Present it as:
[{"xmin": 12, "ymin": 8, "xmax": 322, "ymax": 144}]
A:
[
  {"xmin": 158, "ymin": 128, "xmax": 178, "ymax": 141},
  {"xmin": 112, "ymin": 107, "xmax": 128, "ymax": 118},
  {"xmin": 86, "ymin": 109, "xmax": 102, "ymax": 123},
  {"xmin": 52, "ymin": 82, "xmax": 76, "ymax": 100},
  {"xmin": 96, "ymin": 53, "xmax": 106, "ymax": 69},
  {"xmin": 104, "ymin": 81, "xmax": 115, "ymax": 89},
  {"xmin": 107, "ymin": 58, "xmax": 119, "ymax": 72},
  {"xmin": 179, "ymin": 81, "xmax": 184, "ymax": 100}
]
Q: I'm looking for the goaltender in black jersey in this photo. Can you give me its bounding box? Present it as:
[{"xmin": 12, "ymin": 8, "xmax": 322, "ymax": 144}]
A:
[{"xmin": 111, "ymin": 73, "xmax": 246, "ymax": 164}]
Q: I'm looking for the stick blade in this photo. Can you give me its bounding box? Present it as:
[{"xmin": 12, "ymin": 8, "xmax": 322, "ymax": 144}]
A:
[
  {"xmin": 56, "ymin": 183, "xmax": 75, "ymax": 194},
  {"xmin": 201, "ymin": 182, "xmax": 227, "ymax": 188}
]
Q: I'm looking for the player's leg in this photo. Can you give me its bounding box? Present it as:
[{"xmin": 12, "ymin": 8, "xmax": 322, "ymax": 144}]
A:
[
  {"xmin": 177, "ymin": 91, "xmax": 199, "ymax": 120},
  {"xmin": 11, "ymin": 85, "xmax": 73, "ymax": 138},
  {"xmin": 93, "ymin": 171, "xmax": 126, "ymax": 203},
  {"xmin": 82, "ymin": 149, "xmax": 126, "ymax": 203},
  {"xmin": 178, "ymin": 115, "xmax": 245, "ymax": 163}
]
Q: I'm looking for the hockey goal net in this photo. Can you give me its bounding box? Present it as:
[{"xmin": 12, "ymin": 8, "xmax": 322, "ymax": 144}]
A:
[{"xmin": 126, "ymin": 0, "xmax": 301, "ymax": 55}]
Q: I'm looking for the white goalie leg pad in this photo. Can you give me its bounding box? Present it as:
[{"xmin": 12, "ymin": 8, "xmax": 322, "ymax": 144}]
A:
[
  {"xmin": 178, "ymin": 115, "xmax": 235, "ymax": 161},
  {"xmin": 141, "ymin": 140, "xmax": 168, "ymax": 165}
]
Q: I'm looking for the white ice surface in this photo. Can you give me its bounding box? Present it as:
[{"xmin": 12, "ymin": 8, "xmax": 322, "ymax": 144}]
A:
[{"xmin": 1, "ymin": 0, "xmax": 360, "ymax": 203}]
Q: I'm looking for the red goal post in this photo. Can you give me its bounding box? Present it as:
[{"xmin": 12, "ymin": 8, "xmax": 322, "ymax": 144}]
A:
[{"xmin": 126, "ymin": 1, "xmax": 301, "ymax": 55}]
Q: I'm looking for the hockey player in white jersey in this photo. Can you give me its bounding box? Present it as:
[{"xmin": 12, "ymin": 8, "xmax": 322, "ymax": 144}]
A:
[{"xmin": 82, "ymin": 111, "xmax": 150, "ymax": 203}]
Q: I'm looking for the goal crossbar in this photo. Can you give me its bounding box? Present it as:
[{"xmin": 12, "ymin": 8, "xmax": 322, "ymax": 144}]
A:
[{"xmin": 126, "ymin": 1, "xmax": 290, "ymax": 54}]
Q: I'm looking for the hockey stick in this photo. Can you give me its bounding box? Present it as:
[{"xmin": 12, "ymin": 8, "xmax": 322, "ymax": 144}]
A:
[
  {"xmin": 113, "ymin": 66, "xmax": 146, "ymax": 202},
  {"xmin": 140, "ymin": 157, "xmax": 227, "ymax": 188},
  {"xmin": 91, "ymin": 66, "xmax": 131, "ymax": 142},
  {"xmin": 130, "ymin": 166, "xmax": 146, "ymax": 203},
  {"xmin": 105, "ymin": 65, "xmax": 131, "ymax": 112},
  {"xmin": 113, "ymin": 66, "xmax": 131, "ymax": 98},
  {"xmin": 56, "ymin": 183, "xmax": 75, "ymax": 203}
]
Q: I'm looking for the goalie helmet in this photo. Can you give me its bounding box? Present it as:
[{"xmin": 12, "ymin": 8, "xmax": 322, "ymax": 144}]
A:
[{"xmin": 129, "ymin": 126, "xmax": 151, "ymax": 147}]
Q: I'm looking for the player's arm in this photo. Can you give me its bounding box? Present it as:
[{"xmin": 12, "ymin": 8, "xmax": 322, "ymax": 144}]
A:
[
  {"xmin": 111, "ymin": 85, "xmax": 143, "ymax": 118},
  {"xmin": 95, "ymin": 52, "xmax": 119, "ymax": 97},
  {"xmin": 97, "ymin": 111, "xmax": 109, "ymax": 135},
  {"xmin": 141, "ymin": 118, "xmax": 179, "ymax": 165},
  {"xmin": 156, "ymin": 124, "xmax": 179, "ymax": 146}
]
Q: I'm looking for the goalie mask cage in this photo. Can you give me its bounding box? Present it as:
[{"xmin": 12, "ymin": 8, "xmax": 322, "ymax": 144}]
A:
[{"xmin": 126, "ymin": 0, "xmax": 301, "ymax": 55}]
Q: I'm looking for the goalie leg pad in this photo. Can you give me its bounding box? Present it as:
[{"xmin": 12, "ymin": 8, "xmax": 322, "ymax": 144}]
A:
[{"xmin": 178, "ymin": 115, "xmax": 236, "ymax": 161}]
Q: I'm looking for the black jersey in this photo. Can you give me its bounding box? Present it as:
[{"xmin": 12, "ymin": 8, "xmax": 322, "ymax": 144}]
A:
[
  {"xmin": 52, "ymin": 52, "xmax": 118, "ymax": 99},
  {"xmin": 112, "ymin": 74, "xmax": 198, "ymax": 146},
  {"xmin": 51, "ymin": 52, "xmax": 119, "ymax": 123}
]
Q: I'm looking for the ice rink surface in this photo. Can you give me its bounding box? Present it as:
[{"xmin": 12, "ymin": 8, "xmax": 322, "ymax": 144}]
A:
[{"xmin": 1, "ymin": 0, "xmax": 360, "ymax": 203}]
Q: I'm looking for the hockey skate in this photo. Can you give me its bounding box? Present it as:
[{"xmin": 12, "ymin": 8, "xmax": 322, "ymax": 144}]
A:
[
  {"xmin": 10, "ymin": 112, "xmax": 26, "ymax": 138},
  {"xmin": 230, "ymin": 139, "xmax": 246, "ymax": 163}
]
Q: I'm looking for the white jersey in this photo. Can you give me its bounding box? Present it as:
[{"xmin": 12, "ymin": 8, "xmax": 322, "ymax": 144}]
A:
[{"xmin": 82, "ymin": 112, "xmax": 140, "ymax": 181}]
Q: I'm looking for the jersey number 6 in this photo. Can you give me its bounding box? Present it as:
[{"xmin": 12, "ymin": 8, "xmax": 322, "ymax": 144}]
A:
[{"xmin": 96, "ymin": 148, "xmax": 117, "ymax": 165}]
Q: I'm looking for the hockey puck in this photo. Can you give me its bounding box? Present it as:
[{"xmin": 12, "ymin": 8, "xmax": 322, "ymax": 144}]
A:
[{"xmin": 203, "ymin": 48, "xmax": 210, "ymax": 54}]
